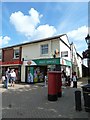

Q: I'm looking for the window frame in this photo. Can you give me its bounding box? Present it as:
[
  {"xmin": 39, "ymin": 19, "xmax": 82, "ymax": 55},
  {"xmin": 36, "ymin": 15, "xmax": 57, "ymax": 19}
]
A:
[
  {"xmin": 61, "ymin": 51, "xmax": 68, "ymax": 57},
  {"xmin": 41, "ymin": 44, "xmax": 48, "ymax": 55},
  {"xmin": 13, "ymin": 49, "xmax": 20, "ymax": 59}
]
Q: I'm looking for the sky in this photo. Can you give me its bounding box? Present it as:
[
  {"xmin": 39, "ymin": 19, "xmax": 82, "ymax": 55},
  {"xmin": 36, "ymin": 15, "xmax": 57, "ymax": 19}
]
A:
[{"xmin": 0, "ymin": 2, "xmax": 88, "ymax": 57}]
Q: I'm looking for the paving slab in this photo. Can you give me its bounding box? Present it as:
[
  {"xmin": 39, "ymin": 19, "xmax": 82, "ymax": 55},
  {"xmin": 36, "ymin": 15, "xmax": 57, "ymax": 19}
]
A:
[{"xmin": 1, "ymin": 78, "xmax": 89, "ymax": 119}]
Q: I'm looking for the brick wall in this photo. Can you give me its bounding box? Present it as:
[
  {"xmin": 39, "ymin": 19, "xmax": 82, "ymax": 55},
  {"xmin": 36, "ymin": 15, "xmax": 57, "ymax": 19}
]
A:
[{"xmin": 3, "ymin": 48, "xmax": 14, "ymax": 62}]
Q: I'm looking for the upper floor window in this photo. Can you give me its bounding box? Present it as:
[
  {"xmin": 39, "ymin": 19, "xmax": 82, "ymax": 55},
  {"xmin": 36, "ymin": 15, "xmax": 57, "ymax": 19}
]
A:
[
  {"xmin": 14, "ymin": 49, "xmax": 19, "ymax": 58},
  {"xmin": 61, "ymin": 51, "xmax": 68, "ymax": 57},
  {"xmin": 41, "ymin": 44, "xmax": 48, "ymax": 55}
]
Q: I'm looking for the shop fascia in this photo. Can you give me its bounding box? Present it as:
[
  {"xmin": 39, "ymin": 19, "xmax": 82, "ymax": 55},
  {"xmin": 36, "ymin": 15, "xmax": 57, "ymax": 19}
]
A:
[{"xmin": 23, "ymin": 57, "xmax": 72, "ymax": 67}]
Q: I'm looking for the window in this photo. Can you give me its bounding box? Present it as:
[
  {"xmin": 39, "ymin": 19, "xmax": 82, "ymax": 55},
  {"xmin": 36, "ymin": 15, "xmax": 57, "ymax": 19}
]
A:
[
  {"xmin": 14, "ymin": 49, "xmax": 19, "ymax": 58},
  {"xmin": 41, "ymin": 44, "xmax": 48, "ymax": 55},
  {"xmin": 61, "ymin": 51, "xmax": 68, "ymax": 57}
]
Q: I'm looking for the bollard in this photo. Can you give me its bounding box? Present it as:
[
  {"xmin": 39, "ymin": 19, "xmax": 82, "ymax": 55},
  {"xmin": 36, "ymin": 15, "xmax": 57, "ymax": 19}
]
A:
[{"xmin": 75, "ymin": 90, "xmax": 82, "ymax": 111}]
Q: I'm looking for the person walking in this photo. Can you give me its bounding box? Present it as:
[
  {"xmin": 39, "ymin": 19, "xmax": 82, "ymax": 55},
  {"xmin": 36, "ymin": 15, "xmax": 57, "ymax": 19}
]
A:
[
  {"xmin": 72, "ymin": 72, "xmax": 77, "ymax": 88},
  {"xmin": 62, "ymin": 69, "xmax": 67, "ymax": 86},
  {"xmin": 10, "ymin": 69, "xmax": 16, "ymax": 87},
  {"xmin": 5, "ymin": 68, "xmax": 10, "ymax": 89}
]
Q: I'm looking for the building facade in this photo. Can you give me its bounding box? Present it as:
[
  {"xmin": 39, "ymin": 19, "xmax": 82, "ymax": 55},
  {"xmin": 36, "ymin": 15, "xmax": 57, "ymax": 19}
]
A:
[
  {"xmin": 71, "ymin": 43, "xmax": 82, "ymax": 78},
  {"xmin": 76, "ymin": 53, "xmax": 83, "ymax": 78},
  {"xmin": 0, "ymin": 34, "xmax": 83, "ymax": 84},
  {"xmin": 21, "ymin": 34, "xmax": 72, "ymax": 83}
]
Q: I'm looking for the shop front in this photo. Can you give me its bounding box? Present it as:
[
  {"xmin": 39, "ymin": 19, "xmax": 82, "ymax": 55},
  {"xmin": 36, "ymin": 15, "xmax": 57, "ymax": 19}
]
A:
[
  {"xmin": 1, "ymin": 61, "xmax": 22, "ymax": 83},
  {"xmin": 25, "ymin": 65, "xmax": 47, "ymax": 83},
  {"xmin": 23, "ymin": 57, "xmax": 72, "ymax": 84}
]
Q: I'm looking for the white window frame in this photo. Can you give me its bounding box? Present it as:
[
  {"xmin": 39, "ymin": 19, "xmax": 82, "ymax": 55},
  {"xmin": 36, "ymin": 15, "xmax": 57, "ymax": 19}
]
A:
[
  {"xmin": 14, "ymin": 49, "xmax": 19, "ymax": 59},
  {"xmin": 41, "ymin": 44, "xmax": 48, "ymax": 55},
  {"xmin": 61, "ymin": 51, "xmax": 68, "ymax": 57}
]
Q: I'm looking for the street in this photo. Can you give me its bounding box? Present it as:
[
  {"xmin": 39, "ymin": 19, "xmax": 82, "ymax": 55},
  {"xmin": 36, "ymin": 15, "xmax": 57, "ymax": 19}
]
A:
[{"xmin": 1, "ymin": 78, "xmax": 89, "ymax": 119}]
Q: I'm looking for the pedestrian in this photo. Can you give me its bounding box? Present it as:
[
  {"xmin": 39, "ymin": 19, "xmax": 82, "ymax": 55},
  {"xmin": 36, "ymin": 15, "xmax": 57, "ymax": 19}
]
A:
[
  {"xmin": 44, "ymin": 75, "xmax": 47, "ymax": 87},
  {"xmin": 5, "ymin": 68, "xmax": 10, "ymax": 89},
  {"xmin": 67, "ymin": 75, "xmax": 71, "ymax": 86},
  {"xmin": 10, "ymin": 69, "xmax": 16, "ymax": 87},
  {"xmin": 72, "ymin": 72, "xmax": 77, "ymax": 88},
  {"xmin": 62, "ymin": 69, "xmax": 67, "ymax": 86}
]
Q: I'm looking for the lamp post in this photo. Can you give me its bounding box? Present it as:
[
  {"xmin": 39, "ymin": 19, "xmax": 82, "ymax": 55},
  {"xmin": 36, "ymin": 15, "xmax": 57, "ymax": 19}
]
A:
[{"xmin": 85, "ymin": 34, "xmax": 90, "ymax": 84}]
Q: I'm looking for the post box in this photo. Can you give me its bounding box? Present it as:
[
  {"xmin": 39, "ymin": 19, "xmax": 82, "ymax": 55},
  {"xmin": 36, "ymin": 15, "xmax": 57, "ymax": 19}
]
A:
[
  {"xmin": 56, "ymin": 72, "xmax": 62, "ymax": 97},
  {"xmin": 48, "ymin": 71, "xmax": 62, "ymax": 101}
]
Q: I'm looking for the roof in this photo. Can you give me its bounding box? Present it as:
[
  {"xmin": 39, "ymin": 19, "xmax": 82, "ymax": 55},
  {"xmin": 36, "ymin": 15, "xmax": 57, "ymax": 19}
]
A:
[
  {"xmin": 2, "ymin": 34, "xmax": 70, "ymax": 49},
  {"xmin": 77, "ymin": 52, "xmax": 83, "ymax": 59}
]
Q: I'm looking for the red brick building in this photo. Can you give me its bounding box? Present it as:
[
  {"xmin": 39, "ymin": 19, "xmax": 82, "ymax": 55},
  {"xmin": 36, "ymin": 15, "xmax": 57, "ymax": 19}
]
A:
[{"xmin": 1, "ymin": 46, "xmax": 23, "ymax": 83}]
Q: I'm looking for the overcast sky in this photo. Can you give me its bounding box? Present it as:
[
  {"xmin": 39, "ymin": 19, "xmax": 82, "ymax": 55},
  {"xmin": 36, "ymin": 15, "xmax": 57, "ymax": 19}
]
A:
[{"xmin": 1, "ymin": 2, "xmax": 88, "ymax": 57}]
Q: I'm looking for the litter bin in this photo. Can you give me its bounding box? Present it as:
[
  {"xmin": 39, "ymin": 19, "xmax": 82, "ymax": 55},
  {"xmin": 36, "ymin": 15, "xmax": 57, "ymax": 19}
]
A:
[
  {"xmin": 82, "ymin": 84, "xmax": 90, "ymax": 112},
  {"xmin": 48, "ymin": 71, "xmax": 58, "ymax": 101}
]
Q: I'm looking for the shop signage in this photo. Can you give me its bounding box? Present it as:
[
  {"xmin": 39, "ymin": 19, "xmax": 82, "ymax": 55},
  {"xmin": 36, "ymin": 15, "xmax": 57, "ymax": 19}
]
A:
[
  {"xmin": 34, "ymin": 58, "xmax": 60, "ymax": 65},
  {"xmin": 27, "ymin": 61, "xmax": 32, "ymax": 65},
  {"xmin": 27, "ymin": 61, "xmax": 37, "ymax": 65},
  {"xmin": 60, "ymin": 58, "xmax": 72, "ymax": 67},
  {"xmin": 25, "ymin": 58, "xmax": 71, "ymax": 66},
  {"xmin": 66, "ymin": 60, "xmax": 72, "ymax": 66},
  {"xmin": 1, "ymin": 61, "xmax": 23, "ymax": 65}
]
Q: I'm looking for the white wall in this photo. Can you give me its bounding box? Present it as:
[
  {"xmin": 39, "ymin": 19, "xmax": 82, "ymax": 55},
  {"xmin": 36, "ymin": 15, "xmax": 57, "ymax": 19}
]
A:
[
  {"xmin": 22, "ymin": 39, "xmax": 60, "ymax": 60},
  {"xmin": 60, "ymin": 41, "xmax": 71, "ymax": 61},
  {"xmin": 21, "ymin": 65, "xmax": 25, "ymax": 82},
  {"xmin": 71, "ymin": 43, "xmax": 82, "ymax": 78},
  {"xmin": 60, "ymin": 35, "xmax": 70, "ymax": 47},
  {"xmin": 77, "ymin": 55, "xmax": 82, "ymax": 78},
  {"xmin": 51, "ymin": 38, "xmax": 60, "ymax": 57}
]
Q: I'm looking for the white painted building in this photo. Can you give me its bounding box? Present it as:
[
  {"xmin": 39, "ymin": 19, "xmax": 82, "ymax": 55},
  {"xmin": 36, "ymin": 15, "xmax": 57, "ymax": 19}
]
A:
[
  {"xmin": 71, "ymin": 43, "xmax": 83, "ymax": 78},
  {"xmin": 21, "ymin": 34, "xmax": 72, "ymax": 83},
  {"xmin": 76, "ymin": 53, "xmax": 83, "ymax": 78},
  {"xmin": 60, "ymin": 35, "xmax": 71, "ymax": 76}
]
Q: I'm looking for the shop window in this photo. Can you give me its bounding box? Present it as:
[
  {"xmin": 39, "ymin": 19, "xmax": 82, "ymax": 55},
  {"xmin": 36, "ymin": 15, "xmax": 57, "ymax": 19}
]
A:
[
  {"xmin": 14, "ymin": 49, "xmax": 19, "ymax": 58},
  {"xmin": 41, "ymin": 44, "xmax": 48, "ymax": 55},
  {"xmin": 61, "ymin": 51, "xmax": 68, "ymax": 57}
]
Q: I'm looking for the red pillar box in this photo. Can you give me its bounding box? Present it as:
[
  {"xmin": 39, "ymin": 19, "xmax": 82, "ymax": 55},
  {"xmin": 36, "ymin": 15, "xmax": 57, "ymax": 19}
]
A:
[
  {"xmin": 48, "ymin": 71, "xmax": 58, "ymax": 101},
  {"xmin": 56, "ymin": 72, "xmax": 62, "ymax": 97}
]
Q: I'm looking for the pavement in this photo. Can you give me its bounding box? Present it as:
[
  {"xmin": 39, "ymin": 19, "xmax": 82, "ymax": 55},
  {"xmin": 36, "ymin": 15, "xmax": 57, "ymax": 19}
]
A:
[{"xmin": 0, "ymin": 77, "xmax": 90, "ymax": 119}]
